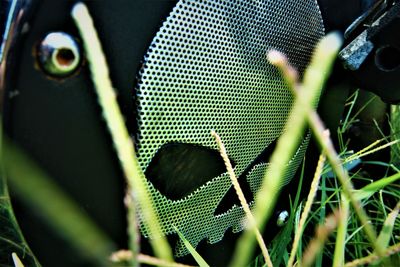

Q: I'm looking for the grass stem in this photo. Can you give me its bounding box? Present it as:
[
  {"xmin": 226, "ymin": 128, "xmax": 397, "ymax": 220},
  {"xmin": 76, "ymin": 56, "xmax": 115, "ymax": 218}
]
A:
[
  {"xmin": 308, "ymin": 113, "xmax": 382, "ymax": 255},
  {"xmin": 71, "ymin": 2, "xmax": 173, "ymax": 263},
  {"xmin": 344, "ymin": 242, "xmax": 400, "ymax": 267},
  {"xmin": 212, "ymin": 131, "xmax": 272, "ymax": 267},
  {"xmin": 267, "ymin": 36, "xmax": 383, "ymax": 257},
  {"xmin": 333, "ymin": 194, "xmax": 350, "ymax": 267},
  {"xmin": 230, "ymin": 33, "xmax": 341, "ymax": 267},
  {"xmin": 301, "ymin": 211, "xmax": 340, "ymax": 267},
  {"xmin": 137, "ymin": 254, "xmax": 196, "ymax": 267},
  {"xmin": 288, "ymin": 152, "xmax": 326, "ymax": 267},
  {"xmin": 4, "ymin": 141, "xmax": 114, "ymax": 265}
]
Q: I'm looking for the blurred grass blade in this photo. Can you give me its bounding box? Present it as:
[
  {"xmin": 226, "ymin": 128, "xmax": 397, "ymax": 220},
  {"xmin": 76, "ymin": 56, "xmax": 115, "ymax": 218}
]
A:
[
  {"xmin": 3, "ymin": 140, "xmax": 115, "ymax": 265},
  {"xmin": 230, "ymin": 32, "xmax": 342, "ymax": 267},
  {"xmin": 72, "ymin": 2, "xmax": 173, "ymax": 262},
  {"xmin": 353, "ymin": 172, "xmax": 400, "ymax": 201},
  {"xmin": 12, "ymin": 253, "xmax": 24, "ymax": 267},
  {"xmin": 333, "ymin": 194, "xmax": 349, "ymax": 267},
  {"xmin": 301, "ymin": 211, "xmax": 340, "ymax": 267},
  {"xmin": 376, "ymin": 201, "xmax": 400, "ymax": 250},
  {"xmin": 315, "ymin": 174, "xmax": 327, "ymax": 266},
  {"xmin": 345, "ymin": 242, "xmax": 400, "ymax": 267},
  {"xmin": 173, "ymin": 226, "xmax": 210, "ymax": 267},
  {"xmin": 0, "ymin": 143, "xmax": 40, "ymax": 265},
  {"xmin": 137, "ymin": 254, "xmax": 196, "ymax": 267}
]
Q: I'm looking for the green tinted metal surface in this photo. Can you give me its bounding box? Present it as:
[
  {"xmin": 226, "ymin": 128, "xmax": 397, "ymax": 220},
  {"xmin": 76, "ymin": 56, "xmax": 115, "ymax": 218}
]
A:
[{"xmin": 135, "ymin": 0, "xmax": 324, "ymax": 257}]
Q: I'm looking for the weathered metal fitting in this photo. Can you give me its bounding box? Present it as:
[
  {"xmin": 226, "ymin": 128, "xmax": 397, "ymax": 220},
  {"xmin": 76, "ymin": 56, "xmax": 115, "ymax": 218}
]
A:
[{"xmin": 38, "ymin": 32, "xmax": 80, "ymax": 77}]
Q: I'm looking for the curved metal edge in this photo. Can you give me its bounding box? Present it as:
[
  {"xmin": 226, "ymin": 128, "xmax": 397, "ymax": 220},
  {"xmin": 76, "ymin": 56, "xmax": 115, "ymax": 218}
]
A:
[
  {"xmin": 0, "ymin": 1, "xmax": 41, "ymax": 266},
  {"xmin": 0, "ymin": 0, "xmax": 35, "ymax": 111}
]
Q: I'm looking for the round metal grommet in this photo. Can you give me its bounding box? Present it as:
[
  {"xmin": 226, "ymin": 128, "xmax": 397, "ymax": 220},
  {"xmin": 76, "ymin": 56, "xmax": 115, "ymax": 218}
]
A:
[
  {"xmin": 276, "ymin": 210, "xmax": 289, "ymax": 227},
  {"xmin": 37, "ymin": 32, "xmax": 81, "ymax": 77}
]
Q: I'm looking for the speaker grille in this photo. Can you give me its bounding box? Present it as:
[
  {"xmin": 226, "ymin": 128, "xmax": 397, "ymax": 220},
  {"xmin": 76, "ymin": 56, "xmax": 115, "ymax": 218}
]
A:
[{"xmin": 134, "ymin": 0, "xmax": 324, "ymax": 256}]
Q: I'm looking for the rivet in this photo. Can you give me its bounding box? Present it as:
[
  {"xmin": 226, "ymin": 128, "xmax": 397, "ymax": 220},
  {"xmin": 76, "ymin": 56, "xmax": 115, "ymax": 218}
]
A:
[{"xmin": 38, "ymin": 32, "xmax": 80, "ymax": 77}]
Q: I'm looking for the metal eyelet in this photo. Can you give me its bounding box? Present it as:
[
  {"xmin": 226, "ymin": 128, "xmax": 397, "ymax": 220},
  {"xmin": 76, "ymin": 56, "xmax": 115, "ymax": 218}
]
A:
[{"xmin": 38, "ymin": 32, "xmax": 81, "ymax": 77}]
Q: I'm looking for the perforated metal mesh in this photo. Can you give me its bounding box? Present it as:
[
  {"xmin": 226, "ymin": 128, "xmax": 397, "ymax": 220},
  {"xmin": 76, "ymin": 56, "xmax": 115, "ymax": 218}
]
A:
[{"xmin": 134, "ymin": 0, "xmax": 324, "ymax": 257}]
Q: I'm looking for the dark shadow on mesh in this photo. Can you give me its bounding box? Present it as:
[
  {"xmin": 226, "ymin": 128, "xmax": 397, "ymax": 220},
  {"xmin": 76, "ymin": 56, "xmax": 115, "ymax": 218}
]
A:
[
  {"xmin": 145, "ymin": 143, "xmax": 236, "ymax": 200},
  {"xmin": 214, "ymin": 139, "xmax": 278, "ymax": 215}
]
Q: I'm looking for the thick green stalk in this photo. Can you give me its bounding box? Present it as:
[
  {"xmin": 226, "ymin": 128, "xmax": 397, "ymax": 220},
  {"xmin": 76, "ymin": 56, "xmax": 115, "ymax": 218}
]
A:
[
  {"xmin": 333, "ymin": 194, "xmax": 350, "ymax": 267},
  {"xmin": 71, "ymin": 2, "xmax": 173, "ymax": 262},
  {"xmin": 4, "ymin": 140, "xmax": 114, "ymax": 265},
  {"xmin": 230, "ymin": 33, "xmax": 342, "ymax": 267},
  {"xmin": 268, "ymin": 33, "xmax": 383, "ymax": 257}
]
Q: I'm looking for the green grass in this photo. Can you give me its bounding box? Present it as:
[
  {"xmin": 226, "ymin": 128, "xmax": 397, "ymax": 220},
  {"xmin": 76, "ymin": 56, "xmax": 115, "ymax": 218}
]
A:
[{"xmin": 260, "ymin": 91, "xmax": 400, "ymax": 267}]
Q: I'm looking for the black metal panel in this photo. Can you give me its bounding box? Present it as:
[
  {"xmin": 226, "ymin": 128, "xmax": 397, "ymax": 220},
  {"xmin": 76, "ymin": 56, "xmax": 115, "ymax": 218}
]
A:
[{"xmin": 4, "ymin": 1, "xmax": 177, "ymax": 266}]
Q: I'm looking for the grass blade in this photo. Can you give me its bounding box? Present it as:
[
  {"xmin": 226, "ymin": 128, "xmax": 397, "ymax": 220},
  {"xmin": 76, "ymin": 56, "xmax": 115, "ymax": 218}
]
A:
[
  {"xmin": 173, "ymin": 226, "xmax": 210, "ymax": 267},
  {"xmin": 4, "ymin": 140, "xmax": 115, "ymax": 265},
  {"xmin": 212, "ymin": 131, "xmax": 272, "ymax": 267},
  {"xmin": 12, "ymin": 253, "xmax": 25, "ymax": 267},
  {"xmin": 230, "ymin": 32, "xmax": 342, "ymax": 267},
  {"xmin": 345, "ymin": 242, "xmax": 400, "ymax": 267},
  {"xmin": 333, "ymin": 194, "xmax": 350, "ymax": 267},
  {"xmin": 270, "ymin": 160, "xmax": 305, "ymax": 267},
  {"xmin": 137, "ymin": 254, "xmax": 196, "ymax": 267},
  {"xmin": 71, "ymin": 2, "xmax": 173, "ymax": 262},
  {"xmin": 353, "ymin": 172, "xmax": 400, "ymax": 201},
  {"xmin": 301, "ymin": 211, "xmax": 340, "ymax": 267},
  {"xmin": 288, "ymin": 153, "xmax": 326, "ymax": 267},
  {"xmin": 315, "ymin": 173, "xmax": 327, "ymax": 266},
  {"xmin": 376, "ymin": 201, "xmax": 400, "ymax": 250}
]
